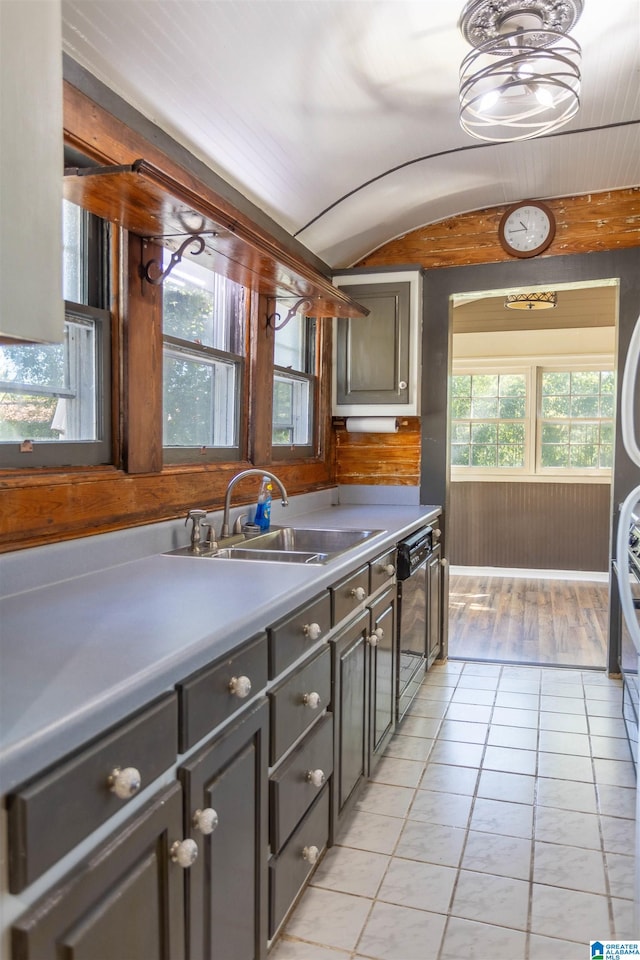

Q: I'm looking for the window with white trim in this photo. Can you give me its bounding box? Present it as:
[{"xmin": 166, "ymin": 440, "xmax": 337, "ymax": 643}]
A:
[
  {"xmin": 451, "ymin": 364, "xmax": 614, "ymax": 478},
  {"xmin": 0, "ymin": 199, "xmax": 111, "ymax": 467},
  {"xmin": 162, "ymin": 254, "xmax": 246, "ymax": 461},
  {"xmin": 271, "ymin": 306, "xmax": 316, "ymax": 457}
]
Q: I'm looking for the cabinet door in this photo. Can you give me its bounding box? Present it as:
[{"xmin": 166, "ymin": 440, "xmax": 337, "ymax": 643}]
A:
[
  {"xmin": 368, "ymin": 589, "xmax": 396, "ymax": 772},
  {"xmin": 335, "ymin": 282, "xmax": 410, "ymax": 406},
  {"xmin": 179, "ymin": 698, "xmax": 268, "ymax": 960},
  {"xmin": 331, "ymin": 610, "xmax": 369, "ymax": 824},
  {"xmin": 12, "ymin": 783, "xmax": 186, "ymax": 960},
  {"xmin": 427, "ymin": 546, "xmax": 442, "ymax": 666}
]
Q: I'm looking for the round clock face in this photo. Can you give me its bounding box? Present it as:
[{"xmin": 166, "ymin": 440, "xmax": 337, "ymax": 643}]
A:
[{"xmin": 499, "ymin": 201, "xmax": 556, "ymax": 258}]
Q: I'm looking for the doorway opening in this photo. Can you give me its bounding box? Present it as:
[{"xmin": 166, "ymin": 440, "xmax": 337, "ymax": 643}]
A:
[{"xmin": 447, "ymin": 279, "xmax": 618, "ymax": 669}]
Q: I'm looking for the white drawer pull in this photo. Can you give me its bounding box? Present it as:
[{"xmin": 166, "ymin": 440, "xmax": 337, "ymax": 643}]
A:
[
  {"xmin": 228, "ymin": 675, "xmax": 252, "ymax": 698},
  {"xmin": 350, "ymin": 586, "xmax": 366, "ymax": 602},
  {"xmin": 383, "ymin": 563, "xmax": 396, "ymax": 577},
  {"xmin": 304, "ymin": 622, "xmax": 322, "ymax": 641},
  {"xmin": 302, "ymin": 691, "xmax": 321, "ymax": 710},
  {"xmin": 368, "ymin": 627, "xmax": 384, "ymax": 648},
  {"xmin": 306, "ymin": 769, "xmax": 326, "ymax": 788},
  {"xmin": 108, "ymin": 766, "xmax": 142, "ymax": 800},
  {"xmin": 193, "ymin": 807, "xmax": 219, "ymax": 835},
  {"xmin": 170, "ymin": 838, "xmax": 198, "ymax": 869},
  {"xmin": 302, "ymin": 844, "xmax": 320, "ymax": 865}
]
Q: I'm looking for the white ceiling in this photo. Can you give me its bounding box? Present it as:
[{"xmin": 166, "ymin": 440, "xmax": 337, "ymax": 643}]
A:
[{"xmin": 61, "ymin": 0, "xmax": 640, "ymax": 269}]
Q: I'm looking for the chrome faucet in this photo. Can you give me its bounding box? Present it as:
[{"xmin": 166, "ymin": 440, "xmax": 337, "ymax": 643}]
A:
[{"xmin": 221, "ymin": 469, "xmax": 288, "ymax": 538}]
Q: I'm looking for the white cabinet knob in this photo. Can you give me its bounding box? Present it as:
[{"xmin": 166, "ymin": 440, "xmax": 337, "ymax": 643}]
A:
[
  {"xmin": 383, "ymin": 563, "xmax": 396, "ymax": 577},
  {"xmin": 228, "ymin": 675, "xmax": 252, "ymax": 698},
  {"xmin": 306, "ymin": 769, "xmax": 326, "ymax": 788},
  {"xmin": 304, "ymin": 622, "xmax": 322, "ymax": 641},
  {"xmin": 432, "ymin": 528, "xmax": 441, "ymax": 541},
  {"xmin": 368, "ymin": 627, "xmax": 384, "ymax": 647},
  {"xmin": 351, "ymin": 586, "xmax": 366, "ymax": 602},
  {"xmin": 108, "ymin": 766, "xmax": 142, "ymax": 800},
  {"xmin": 193, "ymin": 807, "xmax": 218, "ymax": 835},
  {"xmin": 170, "ymin": 838, "xmax": 198, "ymax": 869},
  {"xmin": 302, "ymin": 691, "xmax": 321, "ymax": 710},
  {"xmin": 399, "ymin": 380, "xmax": 408, "ymax": 390},
  {"xmin": 302, "ymin": 845, "xmax": 320, "ymax": 865}
]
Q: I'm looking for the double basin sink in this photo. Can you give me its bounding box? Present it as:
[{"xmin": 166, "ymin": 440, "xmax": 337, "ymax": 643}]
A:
[{"xmin": 167, "ymin": 526, "xmax": 382, "ymax": 565}]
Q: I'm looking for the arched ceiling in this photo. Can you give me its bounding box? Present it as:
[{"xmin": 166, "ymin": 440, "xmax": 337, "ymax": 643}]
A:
[{"xmin": 61, "ymin": 0, "xmax": 640, "ymax": 269}]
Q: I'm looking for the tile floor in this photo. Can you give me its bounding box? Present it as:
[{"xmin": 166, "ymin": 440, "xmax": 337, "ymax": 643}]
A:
[{"xmin": 270, "ymin": 660, "xmax": 638, "ymax": 960}]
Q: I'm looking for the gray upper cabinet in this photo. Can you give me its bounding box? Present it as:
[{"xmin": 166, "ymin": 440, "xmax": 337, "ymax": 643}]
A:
[{"xmin": 332, "ymin": 269, "xmax": 423, "ymax": 416}]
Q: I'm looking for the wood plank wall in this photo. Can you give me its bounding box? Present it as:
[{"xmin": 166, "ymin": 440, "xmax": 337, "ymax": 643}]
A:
[{"xmin": 447, "ymin": 482, "xmax": 612, "ymax": 571}]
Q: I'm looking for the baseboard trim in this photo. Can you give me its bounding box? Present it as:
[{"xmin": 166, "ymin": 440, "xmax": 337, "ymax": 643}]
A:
[{"xmin": 450, "ymin": 565, "xmax": 609, "ymax": 583}]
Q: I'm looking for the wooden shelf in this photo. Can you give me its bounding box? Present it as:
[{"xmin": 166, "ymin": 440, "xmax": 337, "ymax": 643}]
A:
[{"xmin": 64, "ymin": 160, "xmax": 368, "ymax": 319}]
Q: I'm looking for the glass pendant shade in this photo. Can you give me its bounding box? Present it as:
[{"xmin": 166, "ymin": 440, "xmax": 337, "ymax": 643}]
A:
[{"xmin": 459, "ymin": 29, "xmax": 581, "ymax": 141}]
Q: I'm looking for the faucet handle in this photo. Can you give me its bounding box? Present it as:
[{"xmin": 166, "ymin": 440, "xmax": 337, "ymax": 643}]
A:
[
  {"xmin": 185, "ymin": 509, "xmax": 208, "ymax": 550},
  {"xmin": 233, "ymin": 514, "xmax": 248, "ymax": 535}
]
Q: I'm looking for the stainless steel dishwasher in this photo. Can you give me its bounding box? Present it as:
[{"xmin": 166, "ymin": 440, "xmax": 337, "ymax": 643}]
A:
[{"xmin": 396, "ymin": 525, "xmax": 434, "ymax": 721}]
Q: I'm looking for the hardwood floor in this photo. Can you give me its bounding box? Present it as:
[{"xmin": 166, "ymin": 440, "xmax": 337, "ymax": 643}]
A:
[{"xmin": 448, "ymin": 572, "xmax": 609, "ymax": 668}]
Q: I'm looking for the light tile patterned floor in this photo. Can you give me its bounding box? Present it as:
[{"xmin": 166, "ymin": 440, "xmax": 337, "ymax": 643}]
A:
[{"xmin": 270, "ymin": 661, "xmax": 637, "ymax": 960}]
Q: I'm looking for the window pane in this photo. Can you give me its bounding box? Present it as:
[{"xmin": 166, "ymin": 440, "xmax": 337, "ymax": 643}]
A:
[
  {"xmin": 163, "ymin": 256, "xmax": 245, "ymax": 354},
  {"xmin": 571, "ymin": 371, "xmax": 600, "ymax": 395},
  {"xmin": 0, "ymin": 317, "xmax": 97, "ymax": 442},
  {"xmin": 451, "ymin": 397, "xmax": 471, "ymax": 418},
  {"xmin": 471, "ymin": 444, "xmax": 497, "ymax": 466},
  {"xmin": 498, "ymin": 422, "xmax": 525, "ymax": 444},
  {"xmin": 542, "ymin": 423, "xmax": 569, "ymax": 444},
  {"xmin": 570, "ymin": 422, "xmax": 599, "ymax": 444},
  {"xmin": 451, "ymin": 444, "xmax": 470, "ymax": 465},
  {"xmin": 452, "ymin": 375, "xmax": 471, "ymax": 397},
  {"xmin": 571, "ymin": 395, "xmax": 599, "ymax": 418},
  {"xmin": 472, "ymin": 374, "xmax": 499, "ymax": 397},
  {"xmin": 541, "ymin": 444, "xmax": 569, "ymax": 467},
  {"xmin": 541, "ymin": 395, "xmax": 571, "ymax": 418},
  {"xmin": 62, "ymin": 200, "xmax": 83, "ymax": 303},
  {"xmin": 499, "ymin": 397, "xmax": 525, "ymax": 418},
  {"xmin": 600, "ymin": 445, "xmax": 613, "ymax": 468},
  {"xmin": 570, "ymin": 445, "xmax": 598, "ymax": 468},
  {"xmin": 471, "ymin": 422, "xmax": 496, "ymax": 443},
  {"xmin": 497, "ymin": 445, "xmax": 525, "ymax": 467},
  {"xmin": 600, "ymin": 394, "xmax": 615, "ymax": 418},
  {"xmin": 601, "ymin": 371, "xmax": 615, "ymax": 394},
  {"xmin": 499, "ymin": 374, "xmax": 526, "ymax": 397},
  {"xmin": 272, "ymin": 372, "xmax": 311, "ymax": 446},
  {"xmin": 273, "ymin": 311, "xmax": 315, "ymax": 372},
  {"xmin": 451, "ymin": 422, "xmax": 470, "ymax": 443},
  {"xmin": 471, "ymin": 398, "xmax": 498, "ymax": 419},
  {"xmin": 163, "ymin": 352, "xmax": 238, "ymax": 447},
  {"xmin": 542, "ymin": 372, "xmax": 570, "ymax": 395}
]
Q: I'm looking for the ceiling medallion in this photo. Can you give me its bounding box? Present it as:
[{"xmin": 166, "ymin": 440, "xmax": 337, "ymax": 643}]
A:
[
  {"xmin": 458, "ymin": 0, "xmax": 584, "ymax": 50},
  {"xmin": 505, "ymin": 291, "xmax": 558, "ymax": 310}
]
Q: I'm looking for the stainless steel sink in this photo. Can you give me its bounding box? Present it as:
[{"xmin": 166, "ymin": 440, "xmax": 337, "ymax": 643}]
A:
[
  {"xmin": 164, "ymin": 526, "xmax": 383, "ymax": 564},
  {"xmin": 235, "ymin": 527, "xmax": 380, "ymax": 554},
  {"xmin": 213, "ymin": 547, "xmax": 330, "ymax": 564}
]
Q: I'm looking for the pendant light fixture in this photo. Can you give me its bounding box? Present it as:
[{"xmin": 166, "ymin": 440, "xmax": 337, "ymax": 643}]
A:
[
  {"xmin": 458, "ymin": 0, "xmax": 583, "ymax": 142},
  {"xmin": 505, "ymin": 291, "xmax": 558, "ymax": 310}
]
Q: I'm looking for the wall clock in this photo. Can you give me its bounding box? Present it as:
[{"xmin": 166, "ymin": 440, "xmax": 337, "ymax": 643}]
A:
[{"xmin": 498, "ymin": 200, "xmax": 556, "ymax": 258}]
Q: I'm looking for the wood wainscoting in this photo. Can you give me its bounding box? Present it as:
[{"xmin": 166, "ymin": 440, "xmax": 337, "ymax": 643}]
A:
[{"xmin": 448, "ymin": 481, "xmax": 611, "ymax": 571}]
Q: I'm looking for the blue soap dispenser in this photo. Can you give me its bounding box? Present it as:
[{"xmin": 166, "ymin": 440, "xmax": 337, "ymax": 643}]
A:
[{"xmin": 254, "ymin": 475, "xmax": 273, "ymax": 531}]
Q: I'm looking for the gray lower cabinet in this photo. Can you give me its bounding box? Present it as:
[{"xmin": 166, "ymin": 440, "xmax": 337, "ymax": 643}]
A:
[
  {"xmin": 368, "ymin": 588, "xmax": 396, "ymax": 771},
  {"xmin": 11, "ymin": 782, "xmax": 186, "ymax": 960},
  {"xmin": 179, "ymin": 698, "xmax": 269, "ymax": 960},
  {"xmin": 331, "ymin": 608, "xmax": 370, "ymax": 825},
  {"xmin": 426, "ymin": 544, "xmax": 442, "ymax": 667}
]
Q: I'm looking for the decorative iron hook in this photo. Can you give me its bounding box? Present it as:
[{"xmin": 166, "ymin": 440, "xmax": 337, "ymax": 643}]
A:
[
  {"xmin": 266, "ymin": 297, "xmax": 315, "ymax": 331},
  {"xmin": 142, "ymin": 234, "xmax": 208, "ymax": 285}
]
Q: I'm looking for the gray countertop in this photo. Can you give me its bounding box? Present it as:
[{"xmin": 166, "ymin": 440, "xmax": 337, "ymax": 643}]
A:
[{"xmin": 0, "ymin": 503, "xmax": 440, "ymax": 792}]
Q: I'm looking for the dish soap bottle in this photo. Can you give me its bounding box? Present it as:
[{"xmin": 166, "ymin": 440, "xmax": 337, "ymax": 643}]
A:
[{"xmin": 254, "ymin": 476, "xmax": 273, "ymax": 531}]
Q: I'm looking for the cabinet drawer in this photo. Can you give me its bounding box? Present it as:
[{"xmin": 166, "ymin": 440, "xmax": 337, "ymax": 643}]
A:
[
  {"xmin": 178, "ymin": 633, "xmax": 268, "ymax": 752},
  {"xmin": 7, "ymin": 693, "xmax": 178, "ymax": 893},
  {"xmin": 269, "ymin": 786, "xmax": 330, "ymax": 937},
  {"xmin": 369, "ymin": 548, "xmax": 397, "ymax": 594},
  {"xmin": 331, "ymin": 564, "xmax": 369, "ymax": 625},
  {"xmin": 268, "ymin": 591, "xmax": 331, "ymax": 678},
  {"xmin": 270, "ymin": 645, "xmax": 331, "ymax": 764},
  {"xmin": 270, "ymin": 712, "xmax": 333, "ymax": 853}
]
